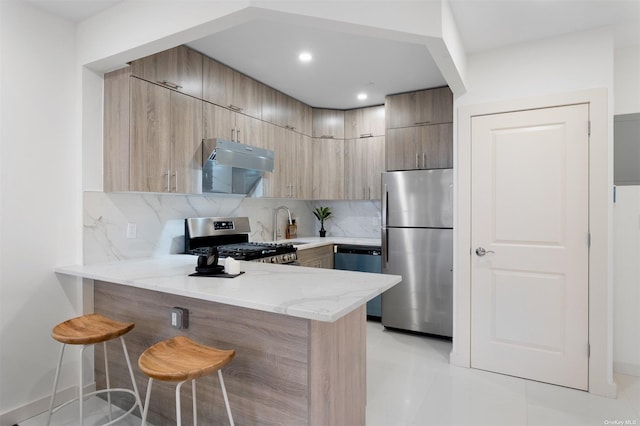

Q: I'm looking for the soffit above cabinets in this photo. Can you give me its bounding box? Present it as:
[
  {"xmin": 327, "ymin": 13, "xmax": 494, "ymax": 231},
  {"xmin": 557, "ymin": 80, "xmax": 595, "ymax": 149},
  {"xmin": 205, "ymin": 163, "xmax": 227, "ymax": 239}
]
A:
[{"xmin": 187, "ymin": 19, "xmax": 447, "ymax": 110}]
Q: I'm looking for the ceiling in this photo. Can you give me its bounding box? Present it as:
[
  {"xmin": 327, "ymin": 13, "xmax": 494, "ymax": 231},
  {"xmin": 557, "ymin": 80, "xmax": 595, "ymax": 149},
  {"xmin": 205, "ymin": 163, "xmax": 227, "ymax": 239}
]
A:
[{"xmin": 24, "ymin": 0, "xmax": 640, "ymax": 109}]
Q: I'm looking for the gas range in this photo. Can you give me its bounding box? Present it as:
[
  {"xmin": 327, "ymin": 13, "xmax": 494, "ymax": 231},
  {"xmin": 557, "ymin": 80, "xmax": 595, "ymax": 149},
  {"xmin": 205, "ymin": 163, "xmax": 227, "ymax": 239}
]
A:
[{"xmin": 185, "ymin": 217, "xmax": 297, "ymax": 264}]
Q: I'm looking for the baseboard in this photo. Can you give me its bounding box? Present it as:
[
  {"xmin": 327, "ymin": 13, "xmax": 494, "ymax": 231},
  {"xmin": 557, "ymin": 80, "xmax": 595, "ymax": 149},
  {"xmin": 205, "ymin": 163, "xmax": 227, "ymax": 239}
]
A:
[
  {"xmin": 0, "ymin": 383, "xmax": 95, "ymax": 425},
  {"xmin": 614, "ymin": 361, "xmax": 640, "ymax": 377}
]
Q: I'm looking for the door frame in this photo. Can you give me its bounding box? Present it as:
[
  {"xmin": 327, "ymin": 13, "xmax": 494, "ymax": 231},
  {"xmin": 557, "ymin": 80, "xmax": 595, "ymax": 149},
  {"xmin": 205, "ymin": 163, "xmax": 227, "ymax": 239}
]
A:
[{"xmin": 451, "ymin": 88, "xmax": 617, "ymax": 397}]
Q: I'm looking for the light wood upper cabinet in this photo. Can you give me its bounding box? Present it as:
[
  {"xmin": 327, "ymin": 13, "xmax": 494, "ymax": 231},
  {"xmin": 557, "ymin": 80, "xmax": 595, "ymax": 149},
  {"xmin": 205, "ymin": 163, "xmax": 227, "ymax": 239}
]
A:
[
  {"xmin": 312, "ymin": 138, "xmax": 345, "ymax": 200},
  {"xmin": 104, "ymin": 68, "xmax": 131, "ymax": 192},
  {"xmin": 262, "ymin": 86, "xmax": 312, "ymax": 136},
  {"xmin": 385, "ymin": 123, "xmax": 452, "ymax": 171},
  {"xmin": 345, "ymin": 136, "xmax": 385, "ymax": 200},
  {"xmin": 385, "ymin": 86, "xmax": 453, "ymax": 129},
  {"xmin": 344, "ymin": 105, "xmax": 385, "ymax": 139},
  {"xmin": 128, "ymin": 78, "xmax": 202, "ymax": 193},
  {"xmin": 203, "ymin": 101, "xmax": 264, "ymax": 148},
  {"xmin": 170, "ymin": 90, "xmax": 204, "ymax": 194},
  {"xmin": 202, "ymin": 57, "xmax": 262, "ymax": 119},
  {"xmin": 262, "ymin": 124, "xmax": 312, "ymax": 199},
  {"xmin": 312, "ymin": 109, "xmax": 345, "ymax": 139},
  {"xmin": 129, "ymin": 45, "xmax": 203, "ymax": 99}
]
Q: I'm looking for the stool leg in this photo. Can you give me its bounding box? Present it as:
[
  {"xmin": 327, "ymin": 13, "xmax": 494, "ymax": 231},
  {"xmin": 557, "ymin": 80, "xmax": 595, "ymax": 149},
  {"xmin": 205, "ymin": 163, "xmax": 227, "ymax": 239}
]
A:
[
  {"xmin": 46, "ymin": 344, "xmax": 66, "ymax": 426},
  {"xmin": 192, "ymin": 379, "xmax": 197, "ymax": 426},
  {"xmin": 103, "ymin": 341, "xmax": 112, "ymax": 422},
  {"xmin": 176, "ymin": 380, "xmax": 186, "ymax": 426},
  {"xmin": 79, "ymin": 345, "xmax": 87, "ymax": 426},
  {"xmin": 218, "ymin": 370, "xmax": 234, "ymax": 426},
  {"xmin": 119, "ymin": 336, "xmax": 143, "ymax": 416},
  {"xmin": 140, "ymin": 377, "xmax": 153, "ymax": 426}
]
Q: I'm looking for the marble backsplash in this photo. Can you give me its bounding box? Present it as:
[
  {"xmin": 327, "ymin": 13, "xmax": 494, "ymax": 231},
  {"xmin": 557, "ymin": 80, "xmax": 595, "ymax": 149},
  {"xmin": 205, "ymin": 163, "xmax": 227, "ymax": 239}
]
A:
[{"xmin": 83, "ymin": 191, "xmax": 381, "ymax": 264}]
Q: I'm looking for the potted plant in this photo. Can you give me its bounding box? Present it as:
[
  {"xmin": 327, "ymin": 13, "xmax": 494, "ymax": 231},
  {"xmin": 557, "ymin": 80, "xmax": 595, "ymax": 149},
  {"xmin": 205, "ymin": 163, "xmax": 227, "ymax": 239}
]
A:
[{"xmin": 312, "ymin": 206, "xmax": 333, "ymax": 237}]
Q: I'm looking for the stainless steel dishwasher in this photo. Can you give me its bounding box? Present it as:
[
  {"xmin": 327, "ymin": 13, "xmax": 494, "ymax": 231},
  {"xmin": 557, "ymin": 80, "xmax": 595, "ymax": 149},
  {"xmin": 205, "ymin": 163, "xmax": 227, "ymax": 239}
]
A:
[{"xmin": 333, "ymin": 244, "xmax": 382, "ymax": 319}]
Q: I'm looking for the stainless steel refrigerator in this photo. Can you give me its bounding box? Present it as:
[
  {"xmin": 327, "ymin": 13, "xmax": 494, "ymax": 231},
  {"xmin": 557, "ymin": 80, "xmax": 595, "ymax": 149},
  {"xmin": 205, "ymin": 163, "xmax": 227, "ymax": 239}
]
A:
[{"xmin": 381, "ymin": 169, "xmax": 453, "ymax": 337}]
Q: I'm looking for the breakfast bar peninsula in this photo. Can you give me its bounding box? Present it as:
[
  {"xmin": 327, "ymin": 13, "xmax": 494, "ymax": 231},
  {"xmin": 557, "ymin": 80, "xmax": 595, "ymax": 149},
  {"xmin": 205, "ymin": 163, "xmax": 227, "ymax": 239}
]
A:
[{"xmin": 56, "ymin": 255, "xmax": 401, "ymax": 425}]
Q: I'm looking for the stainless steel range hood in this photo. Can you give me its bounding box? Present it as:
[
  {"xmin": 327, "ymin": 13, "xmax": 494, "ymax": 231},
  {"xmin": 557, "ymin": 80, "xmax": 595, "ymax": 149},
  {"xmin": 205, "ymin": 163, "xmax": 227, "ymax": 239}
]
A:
[{"xmin": 202, "ymin": 138, "xmax": 275, "ymax": 195}]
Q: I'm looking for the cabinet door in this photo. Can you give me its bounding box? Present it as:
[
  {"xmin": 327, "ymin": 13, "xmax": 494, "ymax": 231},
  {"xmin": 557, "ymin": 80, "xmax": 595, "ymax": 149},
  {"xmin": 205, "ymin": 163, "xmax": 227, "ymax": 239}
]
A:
[
  {"xmin": 312, "ymin": 138, "xmax": 345, "ymax": 200},
  {"xmin": 344, "ymin": 105, "xmax": 385, "ymax": 139},
  {"xmin": 203, "ymin": 102, "xmax": 235, "ymax": 141},
  {"xmin": 231, "ymin": 72, "xmax": 262, "ymax": 119},
  {"xmin": 295, "ymin": 134, "xmax": 313, "ymax": 199},
  {"xmin": 171, "ymin": 91, "xmax": 202, "ymax": 194},
  {"xmin": 262, "ymin": 122, "xmax": 289, "ymax": 198},
  {"xmin": 129, "ymin": 78, "xmax": 171, "ymax": 192},
  {"xmin": 385, "ymin": 92, "xmax": 415, "ymax": 129},
  {"xmin": 130, "ymin": 46, "xmax": 203, "ymax": 99},
  {"xmin": 344, "ymin": 139, "xmax": 367, "ymax": 200},
  {"xmin": 312, "ymin": 109, "xmax": 345, "ymax": 139},
  {"xmin": 415, "ymin": 87, "xmax": 453, "ymax": 126},
  {"xmin": 386, "ymin": 87, "xmax": 453, "ymax": 129},
  {"xmin": 385, "ymin": 127, "xmax": 419, "ymax": 171},
  {"xmin": 202, "ymin": 57, "xmax": 234, "ymax": 109},
  {"xmin": 366, "ymin": 136, "xmax": 385, "ymax": 199},
  {"xmin": 419, "ymin": 123, "xmax": 453, "ymax": 169},
  {"xmin": 345, "ymin": 136, "xmax": 385, "ymax": 200},
  {"xmin": 235, "ymin": 113, "xmax": 264, "ymax": 147}
]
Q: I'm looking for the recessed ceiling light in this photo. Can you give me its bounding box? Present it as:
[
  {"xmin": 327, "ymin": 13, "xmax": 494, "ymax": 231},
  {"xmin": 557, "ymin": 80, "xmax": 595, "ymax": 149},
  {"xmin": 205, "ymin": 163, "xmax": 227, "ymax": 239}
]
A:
[
  {"xmin": 357, "ymin": 93, "xmax": 368, "ymax": 100},
  {"xmin": 298, "ymin": 52, "xmax": 312, "ymax": 63}
]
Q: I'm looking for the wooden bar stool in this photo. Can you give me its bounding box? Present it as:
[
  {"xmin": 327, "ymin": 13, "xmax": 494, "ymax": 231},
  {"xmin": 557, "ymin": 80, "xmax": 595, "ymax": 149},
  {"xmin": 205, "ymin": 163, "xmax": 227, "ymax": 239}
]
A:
[
  {"xmin": 138, "ymin": 335, "xmax": 235, "ymax": 426},
  {"xmin": 46, "ymin": 313, "xmax": 143, "ymax": 426}
]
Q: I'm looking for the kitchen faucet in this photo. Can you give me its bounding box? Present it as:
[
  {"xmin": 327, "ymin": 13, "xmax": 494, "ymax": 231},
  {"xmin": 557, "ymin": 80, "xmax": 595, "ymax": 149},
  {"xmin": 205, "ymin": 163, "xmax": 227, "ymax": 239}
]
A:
[{"xmin": 273, "ymin": 206, "xmax": 292, "ymax": 241}]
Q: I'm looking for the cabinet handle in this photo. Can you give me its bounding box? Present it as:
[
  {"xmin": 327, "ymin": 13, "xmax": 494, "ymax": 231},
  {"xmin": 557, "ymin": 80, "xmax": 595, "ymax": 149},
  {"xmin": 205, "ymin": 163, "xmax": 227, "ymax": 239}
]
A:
[
  {"xmin": 172, "ymin": 172, "xmax": 178, "ymax": 192},
  {"xmin": 423, "ymin": 153, "xmax": 427, "ymax": 169},
  {"xmin": 320, "ymin": 135, "xmax": 334, "ymax": 139},
  {"xmin": 165, "ymin": 170, "xmax": 171, "ymax": 192},
  {"xmin": 157, "ymin": 80, "xmax": 182, "ymax": 90},
  {"xmin": 228, "ymin": 104, "xmax": 243, "ymax": 112},
  {"xmin": 285, "ymin": 125, "xmax": 296, "ymax": 131},
  {"xmin": 231, "ymin": 128, "xmax": 236, "ymax": 141},
  {"xmin": 360, "ymin": 133, "xmax": 373, "ymax": 138},
  {"xmin": 415, "ymin": 154, "xmax": 419, "ymax": 169},
  {"xmin": 414, "ymin": 121, "xmax": 431, "ymax": 126},
  {"xmin": 236, "ymin": 128, "xmax": 241, "ymax": 143}
]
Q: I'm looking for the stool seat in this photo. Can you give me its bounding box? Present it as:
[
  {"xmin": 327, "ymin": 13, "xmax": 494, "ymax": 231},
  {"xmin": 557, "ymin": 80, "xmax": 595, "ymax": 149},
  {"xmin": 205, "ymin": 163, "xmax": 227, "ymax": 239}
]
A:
[
  {"xmin": 139, "ymin": 335, "xmax": 235, "ymax": 382},
  {"xmin": 52, "ymin": 313, "xmax": 134, "ymax": 345}
]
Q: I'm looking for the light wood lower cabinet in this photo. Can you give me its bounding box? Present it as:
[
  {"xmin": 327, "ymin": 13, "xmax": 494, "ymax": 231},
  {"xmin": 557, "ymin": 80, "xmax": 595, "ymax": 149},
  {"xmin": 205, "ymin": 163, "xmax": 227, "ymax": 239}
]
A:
[
  {"xmin": 345, "ymin": 136, "xmax": 385, "ymax": 200},
  {"xmin": 297, "ymin": 245, "xmax": 335, "ymax": 269},
  {"xmin": 312, "ymin": 138, "xmax": 345, "ymax": 200},
  {"xmin": 385, "ymin": 123, "xmax": 452, "ymax": 171}
]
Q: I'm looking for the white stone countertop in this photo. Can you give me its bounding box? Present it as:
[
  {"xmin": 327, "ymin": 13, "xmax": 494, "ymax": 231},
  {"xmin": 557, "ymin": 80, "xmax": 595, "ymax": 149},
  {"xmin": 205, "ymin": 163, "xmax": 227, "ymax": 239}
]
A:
[
  {"xmin": 276, "ymin": 236, "xmax": 381, "ymax": 250},
  {"xmin": 55, "ymin": 255, "xmax": 399, "ymax": 323}
]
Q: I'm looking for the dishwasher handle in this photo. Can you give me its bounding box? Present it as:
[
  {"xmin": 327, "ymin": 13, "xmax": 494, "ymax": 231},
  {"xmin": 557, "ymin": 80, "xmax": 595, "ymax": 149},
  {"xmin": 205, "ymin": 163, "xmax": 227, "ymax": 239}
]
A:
[{"xmin": 334, "ymin": 245, "xmax": 381, "ymax": 256}]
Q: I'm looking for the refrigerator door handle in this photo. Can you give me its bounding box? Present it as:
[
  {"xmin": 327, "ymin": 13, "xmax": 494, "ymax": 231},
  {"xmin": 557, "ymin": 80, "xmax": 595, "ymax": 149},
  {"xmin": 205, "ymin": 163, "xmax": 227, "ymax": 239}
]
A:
[
  {"xmin": 382, "ymin": 227, "xmax": 389, "ymax": 269},
  {"xmin": 382, "ymin": 184, "xmax": 388, "ymax": 227}
]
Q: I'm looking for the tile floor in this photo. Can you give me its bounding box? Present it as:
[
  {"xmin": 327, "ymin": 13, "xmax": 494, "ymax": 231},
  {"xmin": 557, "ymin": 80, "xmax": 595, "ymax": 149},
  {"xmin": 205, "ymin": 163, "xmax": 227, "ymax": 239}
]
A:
[{"xmin": 22, "ymin": 320, "xmax": 640, "ymax": 426}]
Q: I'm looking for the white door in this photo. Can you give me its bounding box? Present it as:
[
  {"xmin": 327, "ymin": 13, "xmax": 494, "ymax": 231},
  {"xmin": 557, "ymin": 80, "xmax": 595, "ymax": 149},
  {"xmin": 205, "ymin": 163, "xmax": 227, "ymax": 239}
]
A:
[{"xmin": 470, "ymin": 104, "xmax": 590, "ymax": 390}]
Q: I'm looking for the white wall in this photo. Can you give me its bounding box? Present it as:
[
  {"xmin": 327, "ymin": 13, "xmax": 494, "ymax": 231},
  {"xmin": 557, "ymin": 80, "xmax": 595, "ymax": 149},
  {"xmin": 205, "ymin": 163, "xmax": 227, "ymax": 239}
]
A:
[
  {"xmin": 613, "ymin": 44, "xmax": 640, "ymax": 376},
  {"xmin": 0, "ymin": 0, "xmax": 82, "ymax": 422}
]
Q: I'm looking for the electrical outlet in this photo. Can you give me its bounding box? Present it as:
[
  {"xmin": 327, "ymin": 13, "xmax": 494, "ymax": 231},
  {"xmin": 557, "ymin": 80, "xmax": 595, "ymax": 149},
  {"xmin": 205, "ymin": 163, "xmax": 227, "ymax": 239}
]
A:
[
  {"xmin": 170, "ymin": 307, "xmax": 188, "ymax": 329},
  {"xmin": 126, "ymin": 223, "xmax": 136, "ymax": 239}
]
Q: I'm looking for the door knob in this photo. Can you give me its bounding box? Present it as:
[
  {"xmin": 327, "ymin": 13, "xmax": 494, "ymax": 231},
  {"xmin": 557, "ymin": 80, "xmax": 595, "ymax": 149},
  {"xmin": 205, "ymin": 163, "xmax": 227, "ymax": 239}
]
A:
[{"xmin": 475, "ymin": 247, "xmax": 495, "ymax": 256}]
